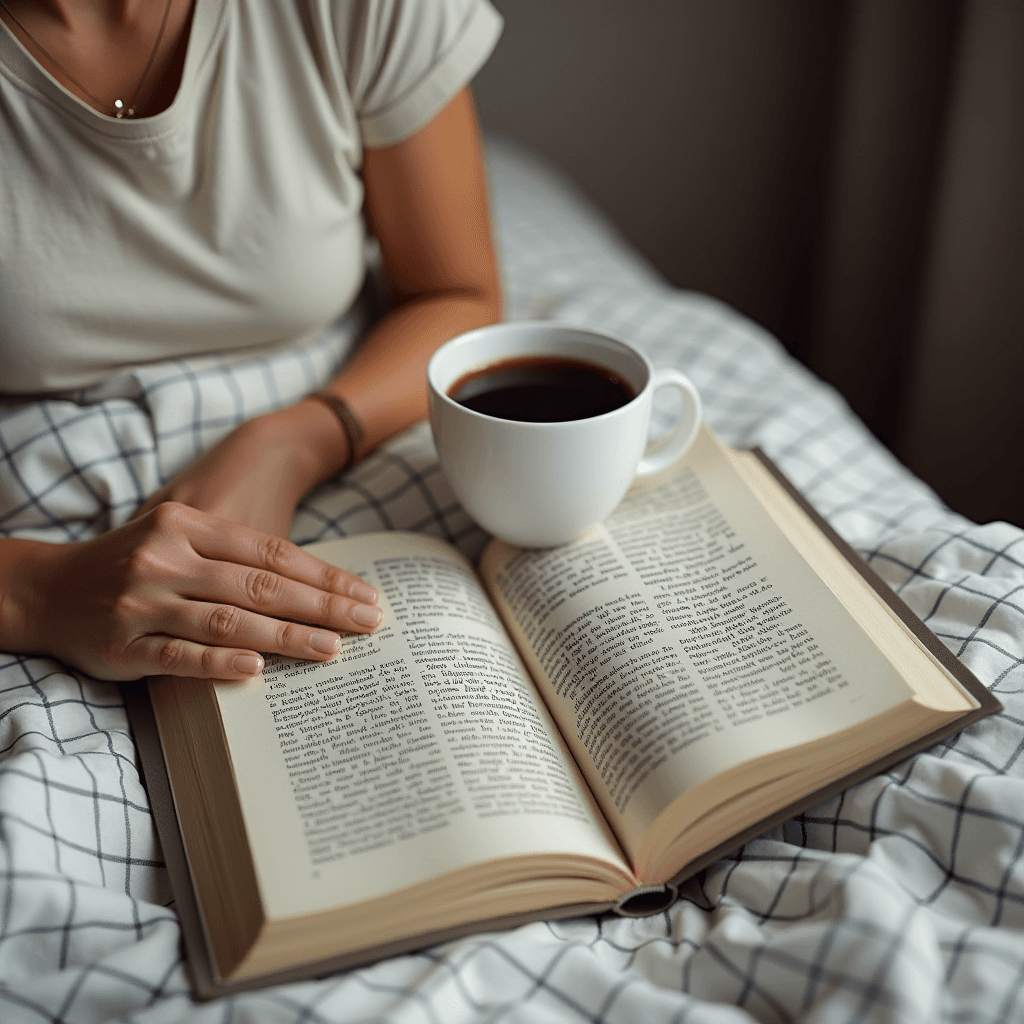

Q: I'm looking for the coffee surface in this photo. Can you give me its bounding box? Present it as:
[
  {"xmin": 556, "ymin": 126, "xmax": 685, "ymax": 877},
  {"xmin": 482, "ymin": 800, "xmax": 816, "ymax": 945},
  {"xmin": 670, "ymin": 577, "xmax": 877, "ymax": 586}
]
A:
[{"xmin": 449, "ymin": 357, "xmax": 634, "ymax": 422}]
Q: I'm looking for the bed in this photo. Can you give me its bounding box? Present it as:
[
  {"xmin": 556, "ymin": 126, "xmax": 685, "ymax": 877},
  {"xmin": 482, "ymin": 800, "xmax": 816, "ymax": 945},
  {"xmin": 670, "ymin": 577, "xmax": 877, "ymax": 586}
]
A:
[{"xmin": 1, "ymin": 138, "xmax": 1022, "ymax": 1023}]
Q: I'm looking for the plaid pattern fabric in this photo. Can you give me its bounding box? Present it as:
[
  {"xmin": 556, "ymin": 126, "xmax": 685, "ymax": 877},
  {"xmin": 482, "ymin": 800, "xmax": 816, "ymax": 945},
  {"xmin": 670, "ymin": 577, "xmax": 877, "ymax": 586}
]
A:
[{"xmin": 1, "ymin": 138, "xmax": 1021, "ymax": 1023}]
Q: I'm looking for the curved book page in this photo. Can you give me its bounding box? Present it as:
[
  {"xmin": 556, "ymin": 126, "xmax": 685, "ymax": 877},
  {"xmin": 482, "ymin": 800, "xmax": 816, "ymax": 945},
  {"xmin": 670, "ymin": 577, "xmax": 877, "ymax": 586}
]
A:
[
  {"xmin": 481, "ymin": 427, "xmax": 980, "ymax": 879},
  {"xmin": 151, "ymin": 532, "xmax": 636, "ymax": 983}
]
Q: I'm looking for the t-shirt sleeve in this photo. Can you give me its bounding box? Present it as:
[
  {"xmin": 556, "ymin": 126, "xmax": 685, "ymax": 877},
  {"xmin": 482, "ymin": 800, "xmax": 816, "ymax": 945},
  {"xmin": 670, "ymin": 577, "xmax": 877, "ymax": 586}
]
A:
[{"xmin": 340, "ymin": 0, "xmax": 503, "ymax": 148}]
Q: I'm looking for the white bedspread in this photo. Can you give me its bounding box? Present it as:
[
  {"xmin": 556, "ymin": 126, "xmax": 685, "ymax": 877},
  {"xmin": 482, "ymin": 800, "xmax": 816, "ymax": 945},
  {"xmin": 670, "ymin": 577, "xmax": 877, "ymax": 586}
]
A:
[{"xmin": 1, "ymin": 139, "xmax": 1022, "ymax": 1023}]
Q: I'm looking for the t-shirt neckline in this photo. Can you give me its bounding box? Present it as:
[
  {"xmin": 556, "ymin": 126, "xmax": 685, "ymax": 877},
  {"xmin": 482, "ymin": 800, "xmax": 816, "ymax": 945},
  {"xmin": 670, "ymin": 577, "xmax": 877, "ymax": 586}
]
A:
[{"xmin": 0, "ymin": 0, "xmax": 226, "ymax": 138}]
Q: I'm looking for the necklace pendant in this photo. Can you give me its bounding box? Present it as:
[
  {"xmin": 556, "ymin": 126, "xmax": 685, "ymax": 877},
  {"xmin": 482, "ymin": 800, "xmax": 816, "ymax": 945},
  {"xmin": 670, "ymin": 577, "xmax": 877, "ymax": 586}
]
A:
[{"xmin": 1, "ymin": 0, "xmax": 170, "ymax": 121}]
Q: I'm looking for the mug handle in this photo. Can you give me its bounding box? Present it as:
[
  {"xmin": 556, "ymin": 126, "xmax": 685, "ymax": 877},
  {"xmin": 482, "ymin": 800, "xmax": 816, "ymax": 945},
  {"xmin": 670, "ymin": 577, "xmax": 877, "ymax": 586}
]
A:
[{"xmin": 635, "ymin": 368, "xmax": 703, "ymax": 477}]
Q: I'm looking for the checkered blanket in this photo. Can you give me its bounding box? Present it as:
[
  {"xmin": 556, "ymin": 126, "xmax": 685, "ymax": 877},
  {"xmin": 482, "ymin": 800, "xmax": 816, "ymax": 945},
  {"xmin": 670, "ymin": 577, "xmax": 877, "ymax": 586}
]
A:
[{"xmin": 2, "ymin": 139, "xmax": 1022, "ymax": 1023}]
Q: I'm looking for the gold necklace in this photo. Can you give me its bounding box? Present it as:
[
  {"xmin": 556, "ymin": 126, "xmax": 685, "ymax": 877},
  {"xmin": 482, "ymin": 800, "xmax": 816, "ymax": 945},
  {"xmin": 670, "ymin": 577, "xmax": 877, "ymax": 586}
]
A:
[{"xmin": 0, "ymin": 0, "xmax": 174, "ymax": 118}]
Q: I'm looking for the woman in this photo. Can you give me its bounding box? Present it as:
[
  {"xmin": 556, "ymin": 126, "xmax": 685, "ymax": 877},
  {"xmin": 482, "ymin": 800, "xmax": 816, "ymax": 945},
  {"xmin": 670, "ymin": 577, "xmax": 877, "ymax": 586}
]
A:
[{"xmin": 0, "ymin": 0, "xmax": 503, "ymax": 681}]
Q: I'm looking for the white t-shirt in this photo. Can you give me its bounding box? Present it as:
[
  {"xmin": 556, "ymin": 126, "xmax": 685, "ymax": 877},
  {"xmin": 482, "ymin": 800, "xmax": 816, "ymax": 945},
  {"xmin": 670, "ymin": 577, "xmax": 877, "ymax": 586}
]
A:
[{"xmin": 0, "ymin": 0, "xmax": 502, "ymax": 395}]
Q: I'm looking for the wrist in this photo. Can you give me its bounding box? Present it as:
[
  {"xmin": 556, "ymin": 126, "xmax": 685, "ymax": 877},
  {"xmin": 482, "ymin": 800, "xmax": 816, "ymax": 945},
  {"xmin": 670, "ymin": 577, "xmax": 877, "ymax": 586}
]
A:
[
  {"xmin": 256, "ymin": 400, "xmax": 354, "ymax": 494},
  {"xmin": 306, "ymin": 392, "xmax": 364, "ymax": 466},
  {"xmin": 0, "ymin": 538, "xmax": 66, "ymax": 656}
]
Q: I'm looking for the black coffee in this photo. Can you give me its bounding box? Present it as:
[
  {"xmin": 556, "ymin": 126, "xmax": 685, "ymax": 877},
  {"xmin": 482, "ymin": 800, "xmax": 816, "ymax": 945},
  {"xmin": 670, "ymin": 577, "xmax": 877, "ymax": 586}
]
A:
[{"xmin": 449, "ymin": 357, "xmax": 635, "ymax": 422}]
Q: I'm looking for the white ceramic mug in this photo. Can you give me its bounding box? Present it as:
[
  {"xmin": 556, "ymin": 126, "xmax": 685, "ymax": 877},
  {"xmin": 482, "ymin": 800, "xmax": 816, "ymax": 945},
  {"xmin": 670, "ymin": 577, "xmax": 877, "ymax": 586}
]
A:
[{"xmin": 427, "ymin": 322, "xmax": 702, "ymax": 547}]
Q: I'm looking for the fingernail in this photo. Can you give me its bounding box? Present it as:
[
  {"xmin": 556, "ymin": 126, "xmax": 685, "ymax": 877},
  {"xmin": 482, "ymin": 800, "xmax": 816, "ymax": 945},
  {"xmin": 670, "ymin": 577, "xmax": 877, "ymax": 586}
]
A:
[
  {"xmin": 310, "ymin": 632, "xmax": 342, "ymax": 654},
  {"xmin": 350, "ymin": 582, "xmax": 379, "ymax": 605},
  {"xmin": 233, "ymin": 654, "xmax": 263, "ymax": 676},
  {"xmin": 352, "ymin": 604, "xmax": 383, "ymax": 628}
]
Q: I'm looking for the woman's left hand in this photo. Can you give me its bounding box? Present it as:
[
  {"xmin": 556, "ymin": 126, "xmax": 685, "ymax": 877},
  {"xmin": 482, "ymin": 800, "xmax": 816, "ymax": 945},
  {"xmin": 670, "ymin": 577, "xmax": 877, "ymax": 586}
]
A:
[{"xmin": 134, "ymin": 399, "xmax": 349, "ymax": 538}]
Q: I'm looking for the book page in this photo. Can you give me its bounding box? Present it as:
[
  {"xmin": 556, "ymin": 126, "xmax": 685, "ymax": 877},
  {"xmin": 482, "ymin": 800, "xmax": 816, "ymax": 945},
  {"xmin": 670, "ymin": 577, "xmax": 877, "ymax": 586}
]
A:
[
  {"xmin": 481, "ymin": 427, "xmax": 925, "ymax": 862},
  {"xmin": 217, "ymin": 533, "xmax": 634, "ymax": 921}
]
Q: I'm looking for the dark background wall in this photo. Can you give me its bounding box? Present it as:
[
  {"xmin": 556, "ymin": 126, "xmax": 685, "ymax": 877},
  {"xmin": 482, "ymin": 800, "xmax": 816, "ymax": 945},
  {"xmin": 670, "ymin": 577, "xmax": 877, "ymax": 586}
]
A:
[{"xmin": 472, "ymin": 0, "xmax": 1024, "ymax": 529}]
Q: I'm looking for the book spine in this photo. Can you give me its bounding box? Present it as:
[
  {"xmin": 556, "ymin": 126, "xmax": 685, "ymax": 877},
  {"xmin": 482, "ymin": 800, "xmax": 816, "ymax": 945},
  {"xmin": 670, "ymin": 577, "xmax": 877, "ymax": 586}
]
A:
[{"xmin": 614, "ymin": 882, "xmax": 678, "ymax": 917}]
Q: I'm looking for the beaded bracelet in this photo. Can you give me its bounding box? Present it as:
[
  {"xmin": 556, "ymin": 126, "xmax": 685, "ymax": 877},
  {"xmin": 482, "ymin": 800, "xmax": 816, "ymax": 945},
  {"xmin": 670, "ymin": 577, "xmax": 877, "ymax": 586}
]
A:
[{"xmin": 308, "ymin": 392, "xmax": 365, "ymax": 468}]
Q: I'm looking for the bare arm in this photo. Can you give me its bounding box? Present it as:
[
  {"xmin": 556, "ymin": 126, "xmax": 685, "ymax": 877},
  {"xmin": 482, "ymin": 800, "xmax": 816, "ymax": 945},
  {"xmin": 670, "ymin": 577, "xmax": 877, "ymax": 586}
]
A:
[{"xmin": 326, "ymin": 85, "xmax": 502, "ymax": 454}]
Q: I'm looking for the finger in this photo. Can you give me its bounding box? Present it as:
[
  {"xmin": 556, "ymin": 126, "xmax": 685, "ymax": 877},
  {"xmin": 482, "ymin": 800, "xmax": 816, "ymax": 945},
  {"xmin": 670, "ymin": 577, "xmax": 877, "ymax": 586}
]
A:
[
  {"xmin": 170, "ymin": 504, "xmax": 380, "ymax": 605},
  {"xmin": 163, "ymin": 597, "xmax": 375, "ymax": 662},
  {"xmin": 127, "ymin": 635, "xmax": 267, "ymax": 680},
  {"xmin": 180, "ymin": 558, "xmax": 384, "ymax": 635}
]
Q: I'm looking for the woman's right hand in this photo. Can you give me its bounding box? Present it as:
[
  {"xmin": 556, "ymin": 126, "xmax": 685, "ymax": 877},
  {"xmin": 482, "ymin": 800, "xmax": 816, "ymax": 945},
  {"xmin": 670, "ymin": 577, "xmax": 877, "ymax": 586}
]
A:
[{"xmin": 0, "ymin": 502, "xmax": 382, "ymax": 681}]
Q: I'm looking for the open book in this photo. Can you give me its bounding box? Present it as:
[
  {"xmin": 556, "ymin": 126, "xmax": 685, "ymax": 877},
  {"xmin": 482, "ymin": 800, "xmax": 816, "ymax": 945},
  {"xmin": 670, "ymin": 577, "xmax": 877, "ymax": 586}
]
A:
[{"xmin": 126, "ymin": 427, "xmax": 1000, "ymax": 998}]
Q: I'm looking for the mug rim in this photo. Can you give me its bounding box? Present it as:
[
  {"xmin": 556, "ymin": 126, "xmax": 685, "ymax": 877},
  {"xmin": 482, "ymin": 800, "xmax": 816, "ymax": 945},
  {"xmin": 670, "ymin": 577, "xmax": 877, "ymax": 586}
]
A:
[{"xmin": 427, "ymin": 321, "xmax": 653, "ymax": 428}]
